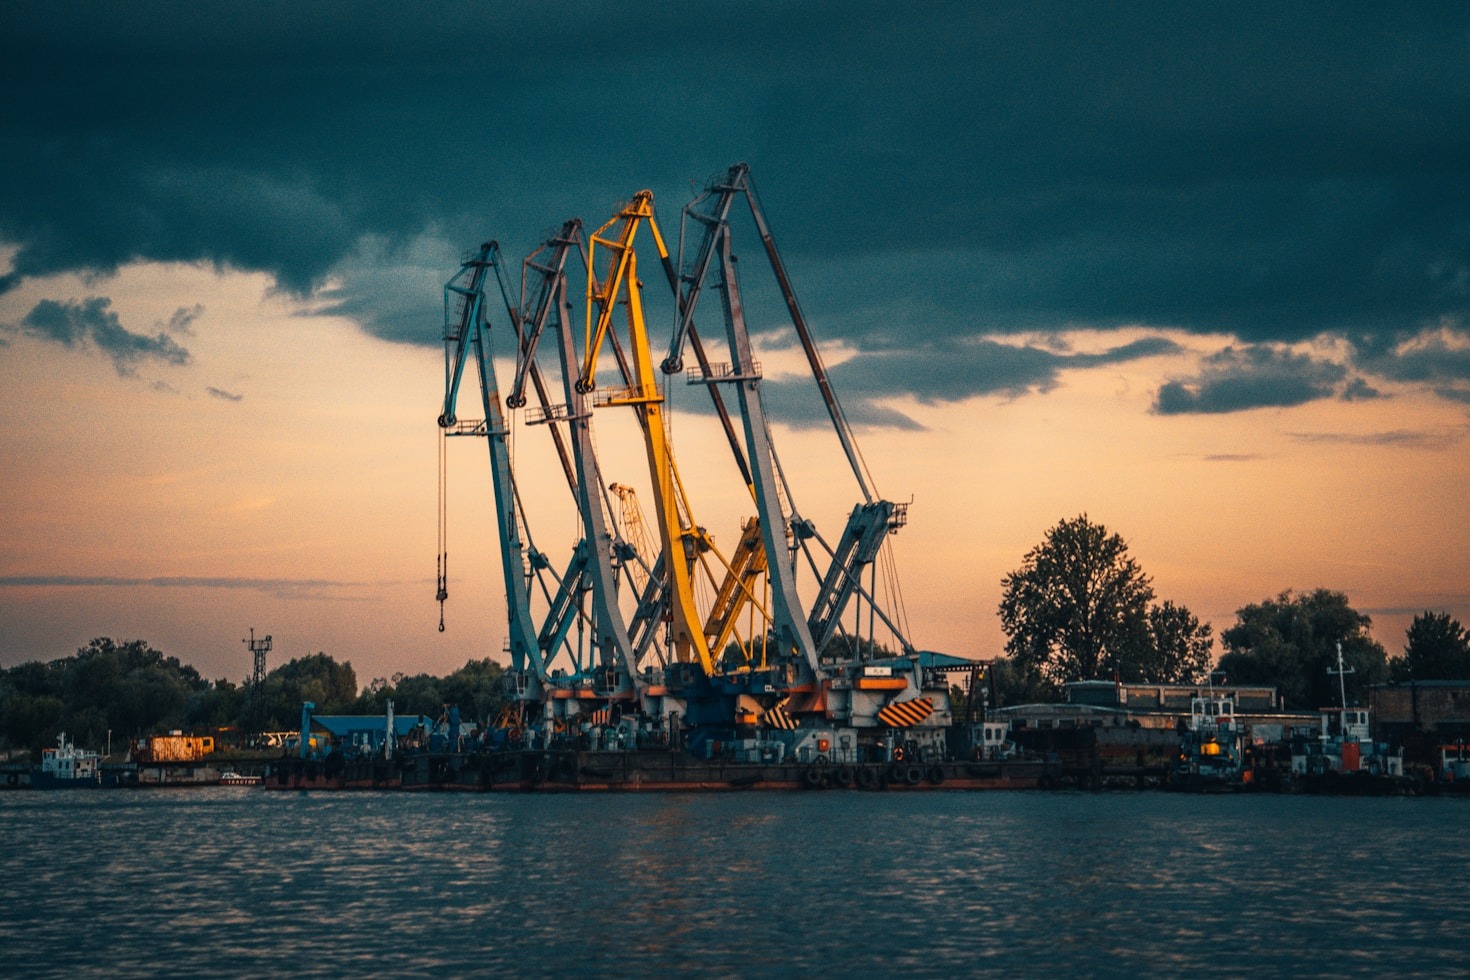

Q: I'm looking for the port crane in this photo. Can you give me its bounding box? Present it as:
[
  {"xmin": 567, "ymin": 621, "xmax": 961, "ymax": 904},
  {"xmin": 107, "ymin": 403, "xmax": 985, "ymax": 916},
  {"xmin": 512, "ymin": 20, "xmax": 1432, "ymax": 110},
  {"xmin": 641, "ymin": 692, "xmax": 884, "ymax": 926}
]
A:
[
  {"xmin": 668, "ymin": 166, "xmax": 916, "ymax": 670},
  {"xmin": 576, "ymin": 192, "xmax": 785, "ymax": 689},
  {"xmin": 437, "ymin": 242, "xmax": 543, "ymax": 680},
  {"xmin": 437, "ymin": 233, "xmax": 651, "ymax": 720},
  {"xmin": 438, "ymin": 166, "xmax": 957, "ymax": 759}
]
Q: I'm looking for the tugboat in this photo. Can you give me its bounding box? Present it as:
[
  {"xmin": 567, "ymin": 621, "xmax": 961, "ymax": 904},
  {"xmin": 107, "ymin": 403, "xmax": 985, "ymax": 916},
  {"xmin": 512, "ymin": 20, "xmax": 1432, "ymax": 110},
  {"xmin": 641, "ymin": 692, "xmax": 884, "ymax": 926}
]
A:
[
  {"xmin": 1289, "ymin": 643, "xmax": 1410, "ymax": 795},
  {"xmin": 1167, "ymin": 692, "xmax": 1248, "ymax": 792},
  {"xmin": 1427, "ymin": 740, "xmax": 1470, "ymax": 795},
  {"xmin": 29, "ymin": 732, "xmax": 120, "ymax": 789}
]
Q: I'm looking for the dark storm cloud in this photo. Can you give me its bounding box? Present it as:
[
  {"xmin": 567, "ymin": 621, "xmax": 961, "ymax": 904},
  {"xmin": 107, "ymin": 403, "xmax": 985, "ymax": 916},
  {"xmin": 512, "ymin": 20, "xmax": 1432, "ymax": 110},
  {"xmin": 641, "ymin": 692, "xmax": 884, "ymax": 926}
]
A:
[
  {"xmin": 16, "ymin": 297, "xmax": 190, "ymax": 374},
  {"xmin": 1343, "ymin": 327, "xmax": 1470, "ymax": 403},
  {"xmin": 3, "ymin": 2, "xmax": 1468, "ymax": 385},
  {"xmin": 206, "ymin": 386, "xmax": 243, "ymax": 402},
  {"xmin": 1152, "ymin": 345, "xmax": 1345, "ymax": 414},
  {"xmin": 751, "ymin": 334, "xmax": 1180, "ymax": 429}
]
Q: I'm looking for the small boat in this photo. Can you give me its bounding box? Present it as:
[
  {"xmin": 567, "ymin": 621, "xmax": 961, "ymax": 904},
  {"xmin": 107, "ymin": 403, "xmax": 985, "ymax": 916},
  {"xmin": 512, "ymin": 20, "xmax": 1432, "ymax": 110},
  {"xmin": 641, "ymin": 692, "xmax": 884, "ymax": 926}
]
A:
[
  {"xmin": 1427, "ymin": 741, "xmax": 1470, "ymax": 795},
  {"xmin": 1289, "ymin": 644, "xmax": 1410, "ymax": 795},
  {"xmin": 1167, "ymin": 693, "xmax": 1248, "ymax": 791},
  {"xmin": 29, "ymin": 732, "xmax": 120, "ymax": 789},
  {"xmin": 217, "ymin": 769, "xmax": 262, "ymax": 786}
]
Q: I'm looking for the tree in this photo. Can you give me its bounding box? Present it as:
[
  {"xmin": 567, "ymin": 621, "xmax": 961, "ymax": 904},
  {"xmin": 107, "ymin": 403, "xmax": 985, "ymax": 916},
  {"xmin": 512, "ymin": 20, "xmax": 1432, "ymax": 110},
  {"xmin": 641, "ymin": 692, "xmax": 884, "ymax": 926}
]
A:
[
  {"xmin": 1390, "ymin": 611, "xmax": 1470, "ymax": 681},
  {"xmin": 999, "ymin": 515, "xmax": 1154, "ymax": 684},
  {"xmin": 1142, "ymin": 601, "xmax": 1214, "ymax": 684},
  {"xmin": 185, "ymin": 679, "xmax": 248, "ymax": 731},
  {"xmin": 0, "ymin": 637, "xmax": 213, "ymax": 753},
  {"xmin": 263, "ymin": 652, "xmax": 358, "ymax": 727},
  {"xmin": 1216, "ymin": 589, "xmax": 1387, "ymax": 708},
  {"xmin": 986, "ymin": 655, "xmax": 1059, "ymax": 707},
  {"xmin": 437, "ymin": 658, "xmax": 506, "ymax": 726}
]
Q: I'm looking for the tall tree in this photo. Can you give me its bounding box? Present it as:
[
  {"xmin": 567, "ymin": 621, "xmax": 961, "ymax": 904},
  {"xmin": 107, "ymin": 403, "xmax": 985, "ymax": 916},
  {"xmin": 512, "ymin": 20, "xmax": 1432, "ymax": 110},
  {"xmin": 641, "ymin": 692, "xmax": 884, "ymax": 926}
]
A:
[
  {"xmin": 998, "ymin": 514, "xmax": 1155, "ymax": 685},
  {"xmin": 1391, "ymin": 611, "xmax": 1470, "ymax": 681},
  {"xmin": 1217, "ymin": 589, "xmax": 1387, "ymax": 708}
]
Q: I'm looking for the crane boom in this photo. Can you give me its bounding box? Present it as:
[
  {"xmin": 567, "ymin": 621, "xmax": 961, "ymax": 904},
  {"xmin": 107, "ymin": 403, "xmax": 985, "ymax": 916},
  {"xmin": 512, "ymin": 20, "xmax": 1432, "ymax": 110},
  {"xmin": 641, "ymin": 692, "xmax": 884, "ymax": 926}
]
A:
[
  {"xmin": 437, "ymin": 243, "xmax": 543, "ymax": 681},
  {"xmin": 541, "ymin": 264, "xmax": 644, "ymax": 692}
]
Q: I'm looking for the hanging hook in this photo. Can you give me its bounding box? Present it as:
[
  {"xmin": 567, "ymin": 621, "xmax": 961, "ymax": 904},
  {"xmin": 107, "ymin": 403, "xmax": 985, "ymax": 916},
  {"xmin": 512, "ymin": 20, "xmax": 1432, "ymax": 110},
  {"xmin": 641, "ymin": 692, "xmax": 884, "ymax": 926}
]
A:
[{"xmin": 436, "ymin": 552, "xmax": 448, "ymax": 632}]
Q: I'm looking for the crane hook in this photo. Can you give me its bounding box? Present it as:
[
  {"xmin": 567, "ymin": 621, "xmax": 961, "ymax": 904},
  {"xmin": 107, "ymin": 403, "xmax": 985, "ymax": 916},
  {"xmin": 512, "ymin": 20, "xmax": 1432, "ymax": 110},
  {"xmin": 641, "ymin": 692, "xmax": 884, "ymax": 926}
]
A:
[{"xmin": 436, "ymin": 552, "xmax": 448, "ymax": 632}]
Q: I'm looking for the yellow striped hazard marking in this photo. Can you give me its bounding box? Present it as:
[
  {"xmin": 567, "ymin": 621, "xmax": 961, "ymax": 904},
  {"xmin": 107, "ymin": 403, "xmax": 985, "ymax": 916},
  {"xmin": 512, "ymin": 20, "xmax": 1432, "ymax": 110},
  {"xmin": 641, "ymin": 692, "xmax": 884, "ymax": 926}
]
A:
[
  {"xmin": 763, "ymin": 701, "xmax": 798, "ymax": 730},
  {"xmin": 876, "ymin": 696, "xmax": 934, "ymax": 728}
]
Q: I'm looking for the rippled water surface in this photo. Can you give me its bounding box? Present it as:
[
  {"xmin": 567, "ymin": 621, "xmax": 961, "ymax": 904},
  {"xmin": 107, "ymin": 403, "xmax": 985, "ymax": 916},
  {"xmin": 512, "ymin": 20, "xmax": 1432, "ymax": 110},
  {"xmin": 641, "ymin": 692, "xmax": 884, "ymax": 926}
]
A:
[{"xmin": 2, "ymin": 789, "xmax": 1466, "ymax": 977}]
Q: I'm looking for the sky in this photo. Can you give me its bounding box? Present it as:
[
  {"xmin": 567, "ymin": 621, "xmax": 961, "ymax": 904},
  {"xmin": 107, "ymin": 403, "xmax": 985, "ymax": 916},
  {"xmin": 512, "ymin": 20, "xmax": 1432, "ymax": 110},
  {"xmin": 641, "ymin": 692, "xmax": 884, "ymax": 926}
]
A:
[{"xmin": 2, "ymin": 2, "xmax": 1467, "ymax": 687}]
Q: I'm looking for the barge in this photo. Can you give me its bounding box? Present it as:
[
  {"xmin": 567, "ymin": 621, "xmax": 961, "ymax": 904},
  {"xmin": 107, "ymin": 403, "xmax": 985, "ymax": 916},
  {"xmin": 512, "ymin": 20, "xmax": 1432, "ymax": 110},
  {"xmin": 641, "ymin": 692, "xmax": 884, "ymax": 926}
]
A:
[{"xmin": 263, "ymin": 744, "xmax": 1058, "ymax": 792}]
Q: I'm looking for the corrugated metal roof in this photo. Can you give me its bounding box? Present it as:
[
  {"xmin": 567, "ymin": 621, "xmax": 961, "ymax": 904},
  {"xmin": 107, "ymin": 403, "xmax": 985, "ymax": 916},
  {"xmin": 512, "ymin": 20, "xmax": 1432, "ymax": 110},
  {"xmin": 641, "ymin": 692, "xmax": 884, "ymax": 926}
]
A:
[{"xmin": 310, "ymin": 715, "xmax": 429, "ymax": 737}]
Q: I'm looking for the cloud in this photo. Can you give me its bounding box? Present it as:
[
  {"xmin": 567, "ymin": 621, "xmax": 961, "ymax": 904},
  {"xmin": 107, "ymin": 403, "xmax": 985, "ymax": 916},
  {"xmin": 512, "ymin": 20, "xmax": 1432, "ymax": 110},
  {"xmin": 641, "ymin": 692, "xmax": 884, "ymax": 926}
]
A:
[
  {"xmin": 0, "ymin": 574, "xmax": 364, "ymax": 601},
  {"xmin": 2, "ymin": 3, "xmax": 1468, "ymax": 399},
  {"xmin": 18, "ymin": 297, "xmax": 190, "ymax": 375},
  {"xmin": 749, "ymin": 334, "xmax": 1180, "ymax": 429},
  {"xmin": 161, "ymin": 304, "xmax": 204, "ymax": 336},
  {"xmin": 207, "ymin": 386, "xmax": 243, "ymax": 402},
  {"xmin": 1153, "ymin": 344, "xmax": 1346, "ymax": 414},
  {"xmin": 1349, "ymin": 324, "xmax": 1470, "ymax": 391},
  {"xmin": 1287, "ymin": 428, "xmax": 1465, "ymax": 450},
  {"xmin": 1437, "ymin": 387, "xmax": 1470, "ymax": 404},
  {"xmin": 1340, "ymin": 377, "xmax": 1383, "ymax": 401}
]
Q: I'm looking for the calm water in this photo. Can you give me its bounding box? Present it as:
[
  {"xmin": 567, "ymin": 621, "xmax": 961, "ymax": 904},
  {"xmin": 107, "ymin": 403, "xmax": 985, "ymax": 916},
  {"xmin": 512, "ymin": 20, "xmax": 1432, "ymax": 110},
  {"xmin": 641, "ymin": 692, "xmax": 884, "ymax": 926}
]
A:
[{"xmin": 2, "ymin": 789, "xmax": 1466, "ymax": 978}]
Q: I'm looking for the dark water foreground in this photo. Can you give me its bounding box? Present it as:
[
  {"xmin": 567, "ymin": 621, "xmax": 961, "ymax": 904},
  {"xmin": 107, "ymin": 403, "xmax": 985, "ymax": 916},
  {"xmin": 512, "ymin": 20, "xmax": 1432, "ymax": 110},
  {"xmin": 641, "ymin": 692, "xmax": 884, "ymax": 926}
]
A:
[{"xmin": 1, "ymin": 789, "xmax": 1466, "ymax": 977}]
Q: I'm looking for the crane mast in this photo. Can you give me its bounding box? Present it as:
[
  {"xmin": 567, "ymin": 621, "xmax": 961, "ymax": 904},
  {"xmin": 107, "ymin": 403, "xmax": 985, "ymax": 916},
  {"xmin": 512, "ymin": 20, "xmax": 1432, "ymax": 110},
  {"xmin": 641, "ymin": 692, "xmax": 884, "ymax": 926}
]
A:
[{"xmin": 705, "ymin": 223, "xmax": 822, "ymax": 680}]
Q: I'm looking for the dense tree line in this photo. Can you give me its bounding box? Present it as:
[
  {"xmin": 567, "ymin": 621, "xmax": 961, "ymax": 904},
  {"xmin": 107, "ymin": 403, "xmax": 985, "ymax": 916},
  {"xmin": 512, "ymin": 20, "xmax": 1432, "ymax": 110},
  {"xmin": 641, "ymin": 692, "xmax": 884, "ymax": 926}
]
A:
[
  {"xmin": 0, "ymin": 637, "xmax": 506, "ymax": 758},
  {"xmin": 5, "ymin": 519, "xmax": 1465, "ymax": 752},
  {"xmin": 0, "ymin": 638, "xmax": 211, "ymax": 755},
  {"xmin": 352, "ymin": 658, "xmax": 505, "ymax": 724}
]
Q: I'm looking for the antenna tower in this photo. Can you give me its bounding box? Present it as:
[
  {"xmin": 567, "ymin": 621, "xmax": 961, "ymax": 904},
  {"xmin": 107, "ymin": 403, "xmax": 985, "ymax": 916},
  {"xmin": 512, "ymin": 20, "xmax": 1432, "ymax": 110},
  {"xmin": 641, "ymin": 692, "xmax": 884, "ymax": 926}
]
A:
[{"xmin": 245, "ymin": 629, "xmax": 272, "ymax": 735}]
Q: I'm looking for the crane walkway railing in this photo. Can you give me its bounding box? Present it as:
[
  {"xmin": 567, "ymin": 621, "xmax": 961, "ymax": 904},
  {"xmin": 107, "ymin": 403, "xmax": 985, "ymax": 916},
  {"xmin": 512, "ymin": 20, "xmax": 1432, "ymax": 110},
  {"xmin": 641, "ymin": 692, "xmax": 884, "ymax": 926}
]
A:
[
  {"xmin": 592, "ymin": 383, "xmax": 662, "ymax": 408},
  {"xmin": 443, "ymin": 418, "xmax": 506, "ymax": 438},
  {"xmin": 525, "ymin": 403, "xmax": 589, "ymax": 425},
  {"xmin": 685, "ymin": 360, "xmax": 762, "ymax": 384}
]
